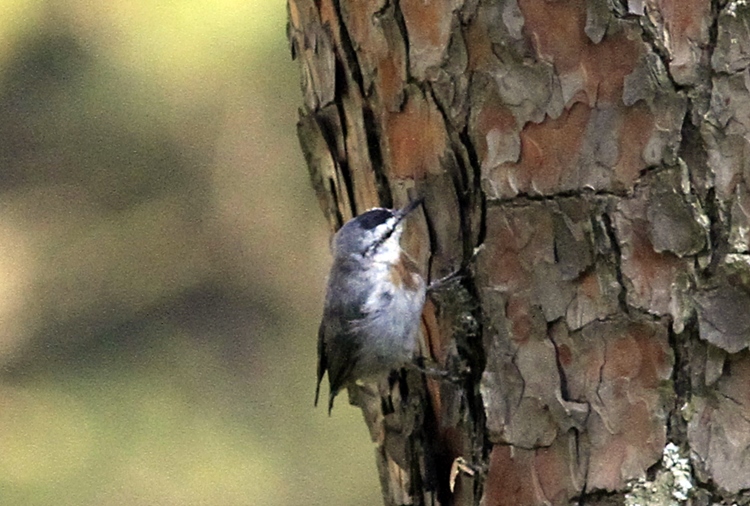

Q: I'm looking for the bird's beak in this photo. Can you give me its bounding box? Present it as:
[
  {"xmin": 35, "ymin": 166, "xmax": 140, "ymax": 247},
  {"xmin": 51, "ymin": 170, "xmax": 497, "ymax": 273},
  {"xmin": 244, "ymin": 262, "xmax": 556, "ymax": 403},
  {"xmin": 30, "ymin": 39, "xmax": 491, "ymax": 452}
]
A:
[{"xmin": 395, "ymin": 197, "xmax": 424, "ymax": 223}]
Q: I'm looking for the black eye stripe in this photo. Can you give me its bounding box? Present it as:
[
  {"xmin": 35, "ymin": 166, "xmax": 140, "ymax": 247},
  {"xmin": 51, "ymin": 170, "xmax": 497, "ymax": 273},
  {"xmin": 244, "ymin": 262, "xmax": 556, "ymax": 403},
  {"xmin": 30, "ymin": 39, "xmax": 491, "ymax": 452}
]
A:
[
  {"xmin": 357, "ymin": 209, "xmax": 393, "ymax": 230},
  {"xmin": 364, "ymin": 216, "xmax": 402, "ymax": 257}
]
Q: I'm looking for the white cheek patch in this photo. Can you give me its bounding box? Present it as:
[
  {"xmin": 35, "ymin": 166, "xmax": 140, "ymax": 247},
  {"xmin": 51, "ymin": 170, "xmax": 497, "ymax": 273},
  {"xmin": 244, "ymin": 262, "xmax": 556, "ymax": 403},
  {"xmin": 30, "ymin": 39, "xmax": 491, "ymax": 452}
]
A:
[{"xmin": 369, "ymin": 221, "xmax": 402, "ymax": 264}]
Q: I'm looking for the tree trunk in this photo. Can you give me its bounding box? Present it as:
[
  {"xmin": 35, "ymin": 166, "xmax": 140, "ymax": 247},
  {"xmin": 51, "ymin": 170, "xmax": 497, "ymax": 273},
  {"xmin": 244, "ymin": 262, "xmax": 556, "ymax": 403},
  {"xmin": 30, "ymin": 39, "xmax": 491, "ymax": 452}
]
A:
[{"xmin": 289, "ymin": 0, "xmax": 750, "ymax": 504}]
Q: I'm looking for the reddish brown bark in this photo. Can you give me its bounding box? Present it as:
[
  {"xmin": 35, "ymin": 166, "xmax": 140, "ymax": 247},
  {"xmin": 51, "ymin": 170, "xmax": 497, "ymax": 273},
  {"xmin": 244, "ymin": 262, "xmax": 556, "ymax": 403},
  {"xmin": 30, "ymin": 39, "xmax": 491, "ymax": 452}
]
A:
[{"xmin": 290, "ymin": 0, "xmax": 750, "ymax": 504}]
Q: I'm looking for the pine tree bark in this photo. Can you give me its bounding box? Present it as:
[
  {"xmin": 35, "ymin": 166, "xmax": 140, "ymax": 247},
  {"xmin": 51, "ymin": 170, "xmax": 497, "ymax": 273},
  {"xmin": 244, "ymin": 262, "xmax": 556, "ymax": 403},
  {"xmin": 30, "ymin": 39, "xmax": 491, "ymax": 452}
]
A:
[{"xmin": 289, "ymin": 1, "xmax": 750, "ymax": 504}]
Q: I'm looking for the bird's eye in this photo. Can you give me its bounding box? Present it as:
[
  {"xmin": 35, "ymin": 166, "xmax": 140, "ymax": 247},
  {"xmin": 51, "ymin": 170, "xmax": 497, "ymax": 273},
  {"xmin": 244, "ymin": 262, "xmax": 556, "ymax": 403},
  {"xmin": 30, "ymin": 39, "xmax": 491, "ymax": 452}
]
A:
[{"xmin": 356, "ymin": 209, "xmax": 393, "ymax": 230}]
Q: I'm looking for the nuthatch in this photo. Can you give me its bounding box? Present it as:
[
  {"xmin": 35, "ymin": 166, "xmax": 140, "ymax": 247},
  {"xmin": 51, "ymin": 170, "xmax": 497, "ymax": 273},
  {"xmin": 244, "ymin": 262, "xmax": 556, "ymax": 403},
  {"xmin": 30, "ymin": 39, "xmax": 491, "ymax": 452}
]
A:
[{"xmin": 315, "ymin": 199, "xmax": 426, "ymax": 414}]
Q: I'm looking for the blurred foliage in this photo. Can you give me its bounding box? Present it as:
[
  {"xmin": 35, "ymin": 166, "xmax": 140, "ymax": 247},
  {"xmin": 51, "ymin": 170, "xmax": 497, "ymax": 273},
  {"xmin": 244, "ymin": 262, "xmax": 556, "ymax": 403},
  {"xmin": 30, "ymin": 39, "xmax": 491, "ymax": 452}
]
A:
[{"xmin": 0, "ymin": 1, "xmax": 381, "ymax": 505}]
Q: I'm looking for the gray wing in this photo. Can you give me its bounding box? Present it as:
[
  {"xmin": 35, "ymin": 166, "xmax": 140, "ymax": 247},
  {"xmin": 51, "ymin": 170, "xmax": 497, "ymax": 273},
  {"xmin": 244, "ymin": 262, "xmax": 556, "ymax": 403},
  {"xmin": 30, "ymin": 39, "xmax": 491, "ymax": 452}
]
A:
[
  {"xmin": 316, "ymin": 306, "xmax": 367, "ymax": 414},
  {"xmin": 315, "ymin": 265, "xmax": 370, "ymax": 414}
]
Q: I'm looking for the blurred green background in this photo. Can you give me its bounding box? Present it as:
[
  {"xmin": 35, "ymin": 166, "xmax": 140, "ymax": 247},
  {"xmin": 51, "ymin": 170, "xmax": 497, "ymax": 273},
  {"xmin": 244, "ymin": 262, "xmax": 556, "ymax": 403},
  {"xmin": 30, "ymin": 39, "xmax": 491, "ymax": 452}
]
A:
[{"xmin": 0, "ymin": 1, "xmax": 382, "ymax": 505}]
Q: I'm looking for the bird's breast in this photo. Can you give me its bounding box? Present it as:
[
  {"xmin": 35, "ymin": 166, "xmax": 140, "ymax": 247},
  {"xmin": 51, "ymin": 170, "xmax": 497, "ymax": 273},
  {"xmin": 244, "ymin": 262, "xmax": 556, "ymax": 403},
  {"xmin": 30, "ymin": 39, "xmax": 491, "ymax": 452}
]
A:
[{"xmin": 389, "ymin": 252, "xmax": 423, "ymax": 291}]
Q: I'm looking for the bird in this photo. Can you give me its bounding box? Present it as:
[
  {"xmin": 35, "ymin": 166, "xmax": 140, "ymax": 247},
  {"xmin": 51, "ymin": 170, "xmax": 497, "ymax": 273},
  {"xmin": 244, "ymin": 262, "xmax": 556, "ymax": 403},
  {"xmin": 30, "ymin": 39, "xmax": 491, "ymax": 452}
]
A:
[{"xmin": 315, "ymin": 199, "xmax": 426, "ymax": 414}]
